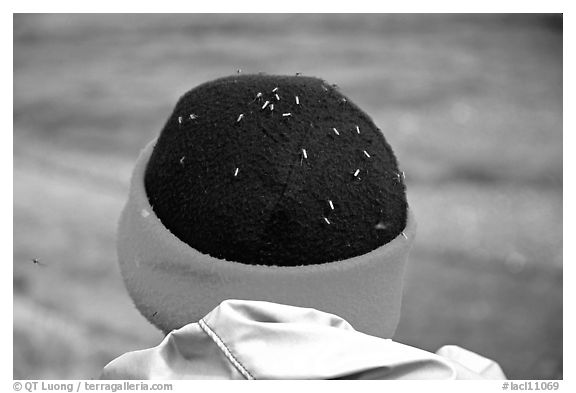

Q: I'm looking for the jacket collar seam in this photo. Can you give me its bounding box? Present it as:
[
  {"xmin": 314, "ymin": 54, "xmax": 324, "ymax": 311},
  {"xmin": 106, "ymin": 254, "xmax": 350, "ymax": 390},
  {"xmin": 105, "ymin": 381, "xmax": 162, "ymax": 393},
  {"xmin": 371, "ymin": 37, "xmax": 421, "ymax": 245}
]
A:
[{"xmin": 198, "ymin": 318, "xmax": 255, "ymax": 380}]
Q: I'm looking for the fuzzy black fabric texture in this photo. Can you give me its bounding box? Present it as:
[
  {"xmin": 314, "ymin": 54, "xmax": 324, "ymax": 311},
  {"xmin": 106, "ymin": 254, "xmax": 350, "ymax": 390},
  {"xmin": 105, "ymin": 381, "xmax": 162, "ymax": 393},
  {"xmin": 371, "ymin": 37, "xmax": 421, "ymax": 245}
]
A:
[{"xmin": 144, "ymin": 74, "xmax": 407, "ymax": 266}]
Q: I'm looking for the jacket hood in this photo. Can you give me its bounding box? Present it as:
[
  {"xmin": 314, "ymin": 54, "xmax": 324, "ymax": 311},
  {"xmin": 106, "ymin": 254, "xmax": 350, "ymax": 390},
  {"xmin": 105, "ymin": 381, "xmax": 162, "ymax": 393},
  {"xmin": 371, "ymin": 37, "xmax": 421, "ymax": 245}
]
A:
[{"xmin": 101, "ymin": 299, "xmax": 506, "ymax": 380}]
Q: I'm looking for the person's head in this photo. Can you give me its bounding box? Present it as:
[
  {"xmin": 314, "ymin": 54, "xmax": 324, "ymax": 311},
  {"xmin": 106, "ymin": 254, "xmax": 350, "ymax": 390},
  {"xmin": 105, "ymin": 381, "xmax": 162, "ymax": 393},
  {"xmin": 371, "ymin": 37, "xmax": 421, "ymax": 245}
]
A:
[{"xmin": 117, "ymin": 74, "xmax": 416, "ymax": 338}]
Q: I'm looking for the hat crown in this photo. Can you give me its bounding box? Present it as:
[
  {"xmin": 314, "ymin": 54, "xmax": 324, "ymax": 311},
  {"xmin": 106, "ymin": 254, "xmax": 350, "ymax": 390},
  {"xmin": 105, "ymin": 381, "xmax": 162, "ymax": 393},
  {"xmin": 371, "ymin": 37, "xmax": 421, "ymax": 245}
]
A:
[{"xmin": 144, "ymin": 74, "xmax": 407, "ymax": 266}]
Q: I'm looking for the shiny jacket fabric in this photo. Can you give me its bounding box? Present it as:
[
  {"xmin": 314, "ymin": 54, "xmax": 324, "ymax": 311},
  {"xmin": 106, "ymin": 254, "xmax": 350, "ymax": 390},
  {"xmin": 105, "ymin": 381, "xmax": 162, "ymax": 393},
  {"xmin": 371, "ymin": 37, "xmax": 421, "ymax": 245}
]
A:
[{"xmin": 101, "ymin": 299, "xmax": 506, "ymax": 380}]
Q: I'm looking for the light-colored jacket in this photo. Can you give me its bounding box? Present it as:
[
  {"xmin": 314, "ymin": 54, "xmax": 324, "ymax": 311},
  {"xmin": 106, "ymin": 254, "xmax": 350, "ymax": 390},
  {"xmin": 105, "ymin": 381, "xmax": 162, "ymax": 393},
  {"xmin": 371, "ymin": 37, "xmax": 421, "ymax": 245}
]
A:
[{"xmin": 101, "ymin": 299, "xmax": 506, "ymax": 380}]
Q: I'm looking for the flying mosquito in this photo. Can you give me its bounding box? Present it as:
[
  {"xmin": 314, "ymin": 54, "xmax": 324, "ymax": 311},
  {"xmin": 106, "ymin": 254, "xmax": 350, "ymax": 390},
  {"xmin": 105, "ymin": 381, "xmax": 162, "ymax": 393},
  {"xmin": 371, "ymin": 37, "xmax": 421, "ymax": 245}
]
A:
[{"xmin": 32, "ymin": 258, "xmax": 47, "ymax": 267}]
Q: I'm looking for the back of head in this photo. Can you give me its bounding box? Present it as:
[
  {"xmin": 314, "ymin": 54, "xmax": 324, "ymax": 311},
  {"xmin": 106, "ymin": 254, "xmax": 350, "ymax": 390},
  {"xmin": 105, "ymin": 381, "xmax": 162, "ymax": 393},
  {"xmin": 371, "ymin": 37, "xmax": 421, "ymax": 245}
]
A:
[{"xmin": 117, "ymin": 74, "xmax": 415, "ymax": 338}]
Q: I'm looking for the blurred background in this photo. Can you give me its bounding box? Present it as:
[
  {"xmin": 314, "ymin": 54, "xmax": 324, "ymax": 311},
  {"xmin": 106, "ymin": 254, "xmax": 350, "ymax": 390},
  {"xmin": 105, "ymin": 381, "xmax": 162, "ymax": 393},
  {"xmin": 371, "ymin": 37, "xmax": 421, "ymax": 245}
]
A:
[{"xmin": 13, "ymin": 14, "xmax": 562, "ymax": 379}]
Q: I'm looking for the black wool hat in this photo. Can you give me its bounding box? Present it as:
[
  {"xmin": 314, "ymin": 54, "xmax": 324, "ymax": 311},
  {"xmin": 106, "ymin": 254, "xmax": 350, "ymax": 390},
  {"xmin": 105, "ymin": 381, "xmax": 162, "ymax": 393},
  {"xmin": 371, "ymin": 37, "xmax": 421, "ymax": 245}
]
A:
[{"xmin": 144, "ymin": 74, "xmax": 407, "ymax": 266}]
